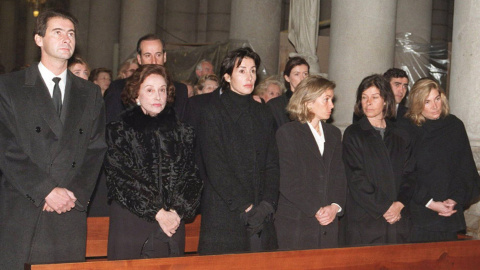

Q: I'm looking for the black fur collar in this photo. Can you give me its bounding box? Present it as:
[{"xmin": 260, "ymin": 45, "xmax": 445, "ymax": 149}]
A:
[{"xmin": 122, "ymin": 105, "xmax": 177, "ymax": 133}]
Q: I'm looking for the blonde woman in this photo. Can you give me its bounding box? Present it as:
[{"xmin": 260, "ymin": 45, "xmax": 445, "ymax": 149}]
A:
[
  {"xmin": 399, "ymin": 78, "xmax": 479, "ymax": 242},
  {"xmin": 275, "ymin": 75, "xmax": 346, "ymax": 250}
]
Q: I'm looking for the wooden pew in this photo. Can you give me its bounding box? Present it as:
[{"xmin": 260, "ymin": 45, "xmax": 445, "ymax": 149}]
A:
[
  {"xmin": 26, "ymin": 239, "xmax": 480, "ymax": 269},
  {"xmin": 85, "ymin": 215, "xmax": 201, "ymax": 258}
]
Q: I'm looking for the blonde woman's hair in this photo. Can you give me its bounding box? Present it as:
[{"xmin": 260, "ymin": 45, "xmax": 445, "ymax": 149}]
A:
[
  {"xmin": 406, "ymin": 77, "xmax": 449, "ymax": 126},
  {"xmin": 287, "ymin": 75, "xmax": 335, "ymax": 123}
]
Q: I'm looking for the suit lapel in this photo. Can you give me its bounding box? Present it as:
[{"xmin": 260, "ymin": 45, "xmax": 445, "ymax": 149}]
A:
[
  {"xmin": 299, "ymin": 122, "xmax": 323, "ymax": 162},
  {"xmin": 58, "ymin": 72, "xmax": 88, "ymax": 149},
  {"xmin": 25, "ymin": 65, "xmax": 63, "ymax": 138},
  {"xmin": 321, "ymin": 122, "xmax": 336, "ymax": 169}
]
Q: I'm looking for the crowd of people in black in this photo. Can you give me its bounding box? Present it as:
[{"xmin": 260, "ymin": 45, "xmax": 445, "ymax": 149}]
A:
[{"xmin": 1, "ymin": 8, "xmax": 480, "ymax": 269}]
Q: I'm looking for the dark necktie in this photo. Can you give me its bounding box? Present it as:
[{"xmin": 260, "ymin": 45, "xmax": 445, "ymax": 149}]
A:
[{"xmin": 52, "ymin": 77, "xmax": 62, "ymax": 116}]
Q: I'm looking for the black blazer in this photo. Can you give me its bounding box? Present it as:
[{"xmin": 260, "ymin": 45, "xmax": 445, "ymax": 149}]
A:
[
  {"xmin": 275, "ymin": 121, "xmax": 346, "ymax": 250},
  {"xmin": 342, "ymin": 117, "xmax": 415, "ymax": 246},
  {"xmin": 0, "ymin": 64, "xmax": 106, "ymax": 268}
]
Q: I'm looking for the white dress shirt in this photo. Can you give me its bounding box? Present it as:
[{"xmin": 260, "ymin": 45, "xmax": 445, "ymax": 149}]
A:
[{"xmin": 38, "ymin": 62, "xmax": 67, "ymax": 103}]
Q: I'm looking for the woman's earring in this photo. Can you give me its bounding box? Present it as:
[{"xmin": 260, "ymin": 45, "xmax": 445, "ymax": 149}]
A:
[{"xmin": 136, "ymin": 100, "xmax": 141, "ymax": 106}]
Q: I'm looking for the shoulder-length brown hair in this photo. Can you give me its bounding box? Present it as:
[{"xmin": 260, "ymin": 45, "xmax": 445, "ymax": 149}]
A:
[
  {"xmin": 287, "ymin": 75, "xmax": 335, "ymax": 123},
  {"xmin": 121, "ymin": 64, "xmax": 175, "ymax": 106},
  {"xmin": 406, "ymin": 77, "xmax": 449, "ymax": 126},
  {"xmin": 353, "ymin": 74, "xmax": 395, "ymax": 119}
]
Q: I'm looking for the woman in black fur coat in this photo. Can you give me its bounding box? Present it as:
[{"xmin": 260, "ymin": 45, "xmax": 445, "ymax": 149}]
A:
[{"xmin": 104, "ymin": 65, "xmax": 202, "ymax": 260}]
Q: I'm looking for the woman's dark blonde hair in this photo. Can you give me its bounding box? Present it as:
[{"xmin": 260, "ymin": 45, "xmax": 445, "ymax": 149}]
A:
[
  {"xmin": 195, "ymin": 74, "xmax": 219, "ymax": 94},
  {"xmin": 121, "ymin": 64, "xmax": 175, "ymax": 106},
  {"xmin": 406, "ymin": 77, "xmax": 449, "ymax": 126},
  {"xmin": 253, "ymin": 76, "xmax": 286, "ymax": 96},
  {"xmin": 287, "ymin": 75, "xmax": 335, "ymax": 123}
]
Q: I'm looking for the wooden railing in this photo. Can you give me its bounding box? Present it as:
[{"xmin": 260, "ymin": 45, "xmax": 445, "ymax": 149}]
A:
[
  {"xmin": 86, "ymin": 215, "xmax": 201, "ymax": 258},
  {"xmin": 26, "ymin": 239, "xmax": 480, "ymax": 269}
]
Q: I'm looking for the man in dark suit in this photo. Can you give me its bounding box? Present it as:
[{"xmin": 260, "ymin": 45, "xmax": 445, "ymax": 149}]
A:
[
  {"xmin": 383, "ymin": 68, "xmax": 409, "ymax": 120},
  {"xmin": 0, "ymin": 9, "xmax": 106, "ymax": 269}
]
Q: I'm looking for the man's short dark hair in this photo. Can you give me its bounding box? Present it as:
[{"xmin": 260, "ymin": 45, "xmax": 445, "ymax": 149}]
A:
[
  {"xmin": 383, "ymin": 68, "xmax": 408, "ymax": 83},
  {"xmin": 219, "ymin": 47, "xmax": 261, "ymax": 91},
  {"xmin": 136, "ymin": 34, "xmax": 165, "ymax": 55},
  {"xmin": 34, "ymin": 9, "xmax": 78, "ymax": 37}
]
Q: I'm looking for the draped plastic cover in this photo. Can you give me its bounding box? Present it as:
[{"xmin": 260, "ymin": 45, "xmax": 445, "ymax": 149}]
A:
[{"xmin": 395, "ymin": 32, "xmax": 449, "ymax": 91}]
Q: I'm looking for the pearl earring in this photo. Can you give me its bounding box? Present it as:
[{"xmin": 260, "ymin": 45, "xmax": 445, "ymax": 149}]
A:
[{"xmin": 136, "ymin": 100, "xmax": 141, "ymax": 106}]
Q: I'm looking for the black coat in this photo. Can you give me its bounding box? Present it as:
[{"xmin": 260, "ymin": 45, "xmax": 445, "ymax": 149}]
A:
[
  {"xmin": 267, "ymin": 90, "xmax": 293, "ymax": 130},
  {"xmin": 0, "ymin": 65, "xmax": 106, "ymax": 269},
  {"xmin": 91, "ymin": 78, "xmax": 189, "ymax": 217},
  {"xmin": 197, "ymin": 90, "xmax": 279, "ymax": 254},
  {"xmin": 342, "ymin": 117, "xmax": 415, "ymax": 246},
  {"xmin": 398, "ymin": 115, "xmax": 480, "ymax": 233},
  {"xmin": 275, "ymin": 121, "xmax": 346, "ymax": 250},
  {"xmin": 105, "ymin": 106, "xmax": 202, "ymax": 221},
  {"xmin": 182, "ymin": 89, "xmax": 219, "ymax": 190},
  {"xmin": 104, "ymin": 106, "xmax": 202, "ymax": 259}
]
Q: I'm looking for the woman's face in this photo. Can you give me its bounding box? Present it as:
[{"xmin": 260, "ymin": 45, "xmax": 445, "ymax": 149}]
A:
[
  {"xmin": 136, "ymin": 74, "xmax": 167, "ymax": 116},
  {"xmin": 261, "ymin": 83, "xmax": 282, "ymax": 103},
  {"xmin": 285, "ymin": 64, "xmax": 309, "ymax": 92},
  {"xmin": 202, "ymin": 79, "xmax": 218, "ymax": 94},
  {"xmin": 307, "ymin": 89, "xmax": 334, "ymax": 121},
  {"xmin": 361, "ymin": 86, "xmax": 384, "ymax": 121},
  {"xmin": 422, "ymin": 88, "xmax": 442, "ymax": 120},
  {"xmin": 224, "ymin": 57, "xmax": 256, "ymax": 95},
  {"xmin": 94, "ymin": 72, "xmax": 111, "ymax": 94},
  {"xmin": 69, "ymin": 63, "xmax": 89, "ymax": 80},
  {"xmin": 124, "ymin": 63, "xmax": 139, "ymax": 78}
]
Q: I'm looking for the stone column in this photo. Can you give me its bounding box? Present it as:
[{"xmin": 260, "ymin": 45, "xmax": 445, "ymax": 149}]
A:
[
  {"xmin": 230, "ymin": 0, "xmax": 282, "ymax": 75},
  {"xmin": 161, "ymin": 0, "xmax": 199, "ymax": 44},
  {"xmin": 449, "ymin": 0, "xmax": 480, "ymax": 238},
  {"xmin": 24, "ymin": 5, "xmax": 38, "ymax": 66},
  {"xmin": 0, "ymin": 0, "xmax": 16, "ymax": 71},
  {"xmin": 86, "ymin": 0, "xmax": 120, "ymax": 70},
  {"xmin": 328, "ymin": 0, "xmax": 396, "ymax": 130},
  {"xmin": 395, "ymin": 0, "xmax": 433, "ymax": 81},
  {"xmin": 396, "ymin": 0, "xmax": 433, "ymax": 43},
  {"xmin": 119, "ymin": 0, "xmax": 157, "ymax": 63},
  {"xmin": 206, "ymin": 0, "xmax": 231, "ymax": 42},
  {"xmin": 69, "ymin": 0, "xmax": 90, "ymax": 57}
]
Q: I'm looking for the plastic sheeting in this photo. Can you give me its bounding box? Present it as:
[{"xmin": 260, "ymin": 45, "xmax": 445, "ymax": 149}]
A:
[
  {"xmin": 164, "ymin": 40, "xmax": 269, "ymax": 83},
  {"xmin": 395, "ymin": 32, "xmax": 450, "ymax": 92}
]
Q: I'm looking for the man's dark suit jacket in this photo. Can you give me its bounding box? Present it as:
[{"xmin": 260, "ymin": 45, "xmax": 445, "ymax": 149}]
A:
[{"xmin": 0, "ymin": 64, "xmax": 107, "ymax": 268}]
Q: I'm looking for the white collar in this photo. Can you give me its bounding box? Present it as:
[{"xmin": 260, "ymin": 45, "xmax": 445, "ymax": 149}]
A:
[{"xmin": 38, "ymin": 62, "xmax": 67, "ymax": 101}]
